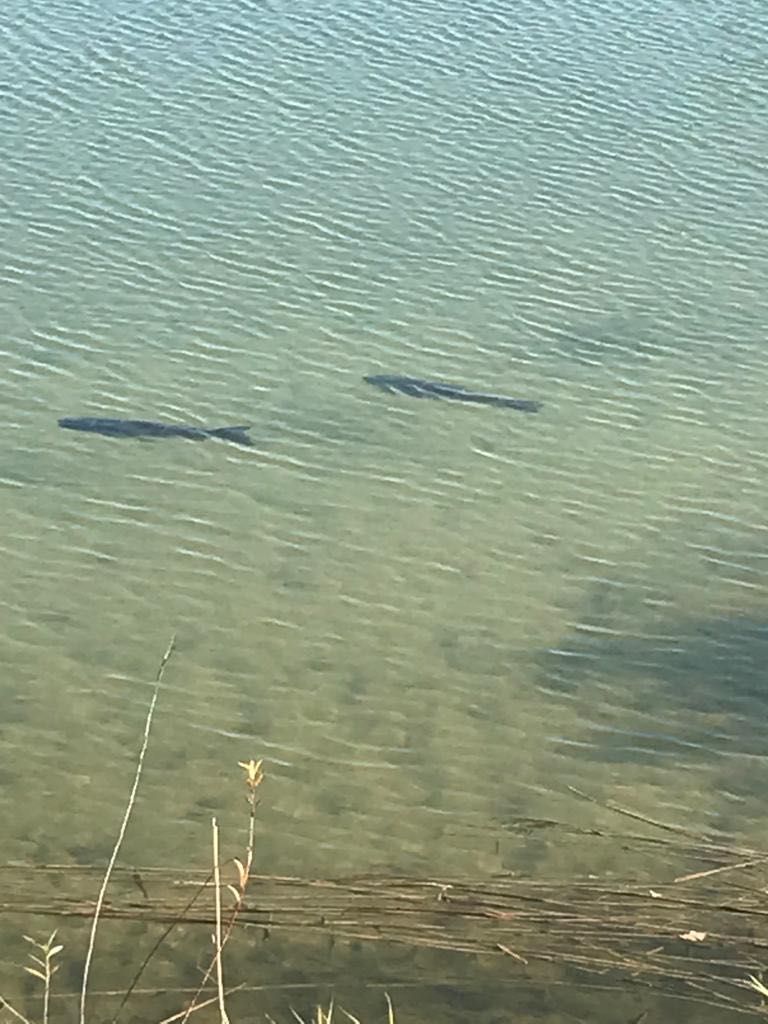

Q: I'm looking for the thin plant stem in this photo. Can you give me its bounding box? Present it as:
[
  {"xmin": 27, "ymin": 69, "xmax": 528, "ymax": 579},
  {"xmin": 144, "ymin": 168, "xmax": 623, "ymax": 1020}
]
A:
[
  {"xmin": 22, "ymin": 930, "xmax": 61, "ymax": 1024},
  {"xmin": 0, "ymin": 996, "xmax": 34, "ymax": 1024},
  {"xmin": 178, "ymin": 759, "xmax": 263, "ymax": 1024},
  {"xmin": 78, "ymin": 634, "xmax": 176, "ymax": 1024},
  {"xmin": 41, "ymin": 931, "xmax": 60, "ymax": 1024},
  {"xmin": 385, "ymin": 993, "xmax": 395, "ymax": 1024},
  {"xmin": 212, "ymin": 817, "xmax": 229, "ymax": 1024},
  {"xmin": 43, "ymin": 957, "xmax": 50, "ymax": 1024},
  {"xmin": 111, "ymin": 870, "xmax": 214, "ymax": 1024},
  {"xmin": 156, "ymin": 984, "xmax": 245, "ymax": 1024}
]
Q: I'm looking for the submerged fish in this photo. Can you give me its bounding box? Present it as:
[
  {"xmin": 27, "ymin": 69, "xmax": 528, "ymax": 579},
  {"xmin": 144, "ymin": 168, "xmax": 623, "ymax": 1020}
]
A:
[
  {"xmin": 364, "ymin": 375, "xmax": 541, "ymax": 412},
  {"xmin": 58, "ymin": 417, "xmax": 253, "ymax": 445}
]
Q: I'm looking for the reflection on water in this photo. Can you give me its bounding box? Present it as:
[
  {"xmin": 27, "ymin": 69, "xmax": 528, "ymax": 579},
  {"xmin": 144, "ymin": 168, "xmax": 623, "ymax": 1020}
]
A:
[{"xmin": 1, "ymin": 0, "xmax": 767, "ymax": 1018}]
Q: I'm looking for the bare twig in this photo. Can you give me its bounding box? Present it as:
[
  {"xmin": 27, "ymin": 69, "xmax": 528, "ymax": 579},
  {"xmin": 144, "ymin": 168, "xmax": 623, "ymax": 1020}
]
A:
[
  {"xmin": 156, "ymin": 985, "xmax": 246, "ymax": 1024},
  {"xmin": 673, "ymin": 858, "xmax": 768, "ymax": 884},
  {"xmin": 567, "ymin": 786, "xmax": 713, "ymax": 840},
  {"xmin": 497, "ymin": 943, "xmax": 528, "ymax": 964},
  {"xmin": 112, "ymin": 870, "xmax": 214, "ymax": 1024},
  {"xmin": 79, "ymin": 634, "xmax": 176, "ymax": 1024}
]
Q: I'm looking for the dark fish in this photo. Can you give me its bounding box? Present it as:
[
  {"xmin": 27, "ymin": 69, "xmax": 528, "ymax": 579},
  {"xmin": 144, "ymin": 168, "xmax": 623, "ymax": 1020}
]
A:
[
  {"xmin": 364, "ymin": 375, "xmax": 541, "ymax": 413},
  {"xmin": 57, "ymin": 417, "xmax": 253, "ymax": 446}
]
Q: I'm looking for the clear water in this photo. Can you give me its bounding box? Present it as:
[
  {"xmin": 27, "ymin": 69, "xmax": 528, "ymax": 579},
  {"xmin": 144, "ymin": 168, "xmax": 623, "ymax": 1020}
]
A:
[{"xmin": 1, "ymin": 0, "xmax": 767, "ymax": 1018}]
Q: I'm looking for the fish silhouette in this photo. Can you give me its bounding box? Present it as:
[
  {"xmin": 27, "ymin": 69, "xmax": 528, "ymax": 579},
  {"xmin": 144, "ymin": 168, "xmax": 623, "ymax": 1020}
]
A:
[
  {"xmin": 364, "ymin": 375, "xmax": 541, "ymax": 412},
  {"xmin": 58, "ymin": 417, "xmax": 253, "ymax": 445}
]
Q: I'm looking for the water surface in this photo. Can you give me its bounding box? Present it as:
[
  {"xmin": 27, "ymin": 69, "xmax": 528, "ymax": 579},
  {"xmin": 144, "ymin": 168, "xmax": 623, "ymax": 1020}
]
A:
[{"xmin": 1, "ymin": 0, "xmax": 767, "ymax": 1018}]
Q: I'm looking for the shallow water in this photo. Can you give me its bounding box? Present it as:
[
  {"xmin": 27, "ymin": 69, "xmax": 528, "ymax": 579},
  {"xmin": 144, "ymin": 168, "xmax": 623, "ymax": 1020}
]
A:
[{"xmin": 1, "ymin": 0, "xmax": 767, "ymax": 1018}]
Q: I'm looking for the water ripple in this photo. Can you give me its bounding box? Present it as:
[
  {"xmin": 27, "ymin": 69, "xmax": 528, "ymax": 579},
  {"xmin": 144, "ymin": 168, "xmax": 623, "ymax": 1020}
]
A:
[{"xmin": 0, "ymin": 0, "xmax": 767, "ymax": 882}]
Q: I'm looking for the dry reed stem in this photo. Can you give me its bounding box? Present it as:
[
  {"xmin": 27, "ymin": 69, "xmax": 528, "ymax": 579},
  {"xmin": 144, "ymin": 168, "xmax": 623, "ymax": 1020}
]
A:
[
  {"xmin": 178, "ymin": 759, "xmax": 263, "ymax": 1024},
  {"xmin": 289, "ymin": 1001, "xmax": 334, "ymax": 1024},
  {"xmin": 673, "ymin": 858, "xmax": 768, "ymax": 884},
  {"xmin": 567, "ymin": 786, "xmax": 713, "ymax": 841},
  {"xmin": 41, "ymin": 938, "xmax": 55, "ymax": 1024},
  {"xmin": 212, "ymin": 817, "xmax": 229, "ymax": 1024},
  {"xmin": 385, "ymin": 993, "xmax": 394, "ymax": 1024},
  {"xmin": 22, "ymin": 931, "xmax": 62, "ymax": 1024},
  {"xmin": 1, "ymin": 931, "xmax": 63, "ymax": 1024},
  {"xmin": 78, "ymin": 634, "xmax": 176, "ymax": 1024}
]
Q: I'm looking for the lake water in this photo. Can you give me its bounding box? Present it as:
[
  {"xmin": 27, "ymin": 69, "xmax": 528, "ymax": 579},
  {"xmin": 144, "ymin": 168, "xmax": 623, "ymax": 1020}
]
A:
[{"xmin": 1, "ymin": 0, "xmax": 767, "ymax": 1019}]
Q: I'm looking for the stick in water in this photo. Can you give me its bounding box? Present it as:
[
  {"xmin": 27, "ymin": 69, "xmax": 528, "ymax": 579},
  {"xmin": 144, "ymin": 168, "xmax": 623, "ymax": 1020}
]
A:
[{"xmin": 79, "ymin": 634, "xmax": 177, "ymax": 1024}]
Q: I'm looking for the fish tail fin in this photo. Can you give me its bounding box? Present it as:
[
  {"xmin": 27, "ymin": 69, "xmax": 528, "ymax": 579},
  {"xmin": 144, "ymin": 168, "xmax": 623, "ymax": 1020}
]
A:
[{"xmin": 208, "ymin": 425, "xmax": 254, "ymax": 445}]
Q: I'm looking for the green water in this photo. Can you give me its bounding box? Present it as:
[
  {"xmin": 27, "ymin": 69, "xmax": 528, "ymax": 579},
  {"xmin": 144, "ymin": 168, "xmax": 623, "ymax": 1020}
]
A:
[{"xmin": 1, "ymin": 0, "xmax": 768, "ymax": 1018}]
